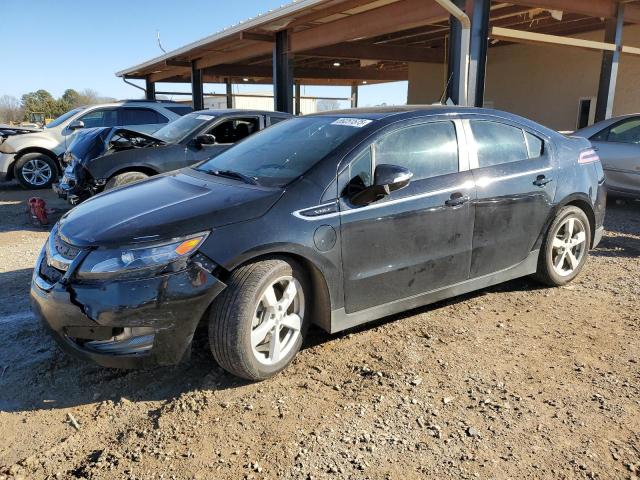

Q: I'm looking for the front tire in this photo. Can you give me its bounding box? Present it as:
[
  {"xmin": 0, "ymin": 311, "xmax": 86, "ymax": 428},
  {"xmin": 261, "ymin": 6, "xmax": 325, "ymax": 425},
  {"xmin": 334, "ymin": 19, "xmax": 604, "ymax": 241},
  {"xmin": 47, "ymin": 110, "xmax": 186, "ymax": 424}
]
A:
[
  {"xmin": 208, "ymin": 258, "xmax": 310, "ymax": 380},
  {"xmin": 104, "ymin": 171, "xmax": 149, "ymax": 190},
  {"xmin": 535, "ymin": 206, "xmax": 591, "ymax": 286},
  {"xmin": 14, "ymin": 153, "xmax": 57, "ymax": 189}
]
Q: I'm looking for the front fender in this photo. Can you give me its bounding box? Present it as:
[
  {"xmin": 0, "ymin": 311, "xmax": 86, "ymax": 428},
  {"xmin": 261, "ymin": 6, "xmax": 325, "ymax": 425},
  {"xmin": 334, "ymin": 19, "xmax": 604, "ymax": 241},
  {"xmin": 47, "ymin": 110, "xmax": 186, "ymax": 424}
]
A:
[{"xmin": 8, "ymin": 133, "xmax": 64, "ymax": 156}]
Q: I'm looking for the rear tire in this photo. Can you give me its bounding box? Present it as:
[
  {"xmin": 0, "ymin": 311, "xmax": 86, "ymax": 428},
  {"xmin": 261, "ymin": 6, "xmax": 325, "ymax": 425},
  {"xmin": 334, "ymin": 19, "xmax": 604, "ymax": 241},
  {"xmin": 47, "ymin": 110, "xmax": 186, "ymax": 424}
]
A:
[
  {"xmin": 14, "ymin": 153, "xmax": 57, "ymax": 189},
  {"xmin": 208, "ymin": 258, "xmax": 310, "ymax": 380},
  {"xmin": 535, "ymin": 206, "xmax": 591, "ymax": 286},
  {"xmin": 104, "ymin": 171, "xmax": 149, "ymax": 190}
]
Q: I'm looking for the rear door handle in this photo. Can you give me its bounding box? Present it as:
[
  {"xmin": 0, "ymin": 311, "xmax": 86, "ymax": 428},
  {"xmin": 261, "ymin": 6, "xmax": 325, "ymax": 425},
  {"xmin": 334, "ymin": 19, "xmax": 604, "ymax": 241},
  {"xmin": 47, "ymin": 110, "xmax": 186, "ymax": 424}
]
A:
[
  {"xmin": 445, "ymin": 192, "xmax": 470, "ymax": 207},
  {"xmin": 533, "ymin": 175, "xmax": 552, "ymax": 187}
]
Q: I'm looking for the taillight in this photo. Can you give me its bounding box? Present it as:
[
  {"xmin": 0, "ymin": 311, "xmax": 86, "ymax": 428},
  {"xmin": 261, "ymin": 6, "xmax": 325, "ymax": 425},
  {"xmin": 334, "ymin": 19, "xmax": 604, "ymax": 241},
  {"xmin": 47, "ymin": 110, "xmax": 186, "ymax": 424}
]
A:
[{"xmin": 578, "ymin": 148, "xmax": 600, "ymax": 164}]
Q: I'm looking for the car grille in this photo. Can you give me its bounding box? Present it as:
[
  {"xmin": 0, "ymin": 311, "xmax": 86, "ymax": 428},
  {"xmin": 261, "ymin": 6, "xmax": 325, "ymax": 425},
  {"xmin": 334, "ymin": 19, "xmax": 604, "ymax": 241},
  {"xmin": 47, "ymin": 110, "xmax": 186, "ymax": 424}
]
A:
[{"xmin": 39, "ymin": 260, "xmax": 64, "ymax": 284}]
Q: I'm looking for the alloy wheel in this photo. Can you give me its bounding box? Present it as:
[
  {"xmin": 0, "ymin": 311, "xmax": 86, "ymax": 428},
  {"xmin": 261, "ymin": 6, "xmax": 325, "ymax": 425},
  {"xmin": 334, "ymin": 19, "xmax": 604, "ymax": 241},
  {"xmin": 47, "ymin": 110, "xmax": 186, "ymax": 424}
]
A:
[
  {"xmin": 21, "ymin": 158, "xmax": 52, "ymax": 186},
  {"xmin": 251, "ymin": 276, "xmax": 305, "ymax": 366},
  {"xmin": 551, "ymin": 216, "xmax": 587, "ymax": 277}
]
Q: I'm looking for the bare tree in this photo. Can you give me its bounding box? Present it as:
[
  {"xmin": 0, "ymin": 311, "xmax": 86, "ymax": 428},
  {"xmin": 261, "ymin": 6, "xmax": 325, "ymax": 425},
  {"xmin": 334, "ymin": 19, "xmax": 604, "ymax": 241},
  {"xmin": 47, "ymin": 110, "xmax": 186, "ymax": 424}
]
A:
[
  {"xmin": 0, "ymin": 95, "xmax": 24, "ymax": 123},
  {"xmin": 316, "ymin": 99, "xmax": 341, "ymax": 112}
]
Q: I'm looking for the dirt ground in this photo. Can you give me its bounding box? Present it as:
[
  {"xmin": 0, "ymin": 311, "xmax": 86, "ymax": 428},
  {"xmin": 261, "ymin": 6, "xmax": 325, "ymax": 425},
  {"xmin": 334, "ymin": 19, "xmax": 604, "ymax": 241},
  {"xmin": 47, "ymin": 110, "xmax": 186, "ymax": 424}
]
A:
[{"xmin": 0, "ymin": 180, "xmax": 638, "ymax": 480}]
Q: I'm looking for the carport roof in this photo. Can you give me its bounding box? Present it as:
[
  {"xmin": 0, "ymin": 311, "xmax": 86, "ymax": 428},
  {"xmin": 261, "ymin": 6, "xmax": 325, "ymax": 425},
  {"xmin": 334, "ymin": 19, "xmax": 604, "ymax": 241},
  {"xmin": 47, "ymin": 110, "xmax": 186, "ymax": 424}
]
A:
[{"xmin": 116, "ymin": 0, "xmax": 640, "ymax": 86}]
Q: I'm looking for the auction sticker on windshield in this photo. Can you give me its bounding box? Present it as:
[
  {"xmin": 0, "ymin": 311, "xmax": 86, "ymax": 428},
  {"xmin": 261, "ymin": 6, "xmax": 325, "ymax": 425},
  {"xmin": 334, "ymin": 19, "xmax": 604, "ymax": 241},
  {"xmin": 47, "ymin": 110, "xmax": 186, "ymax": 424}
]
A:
[
  {"xmin": 331, "ymin": 118, "xmax": 373, "ymax": 128},
  {"xmin": 196, "ymin": 115, "xmax": 215, "ymax": 120}
]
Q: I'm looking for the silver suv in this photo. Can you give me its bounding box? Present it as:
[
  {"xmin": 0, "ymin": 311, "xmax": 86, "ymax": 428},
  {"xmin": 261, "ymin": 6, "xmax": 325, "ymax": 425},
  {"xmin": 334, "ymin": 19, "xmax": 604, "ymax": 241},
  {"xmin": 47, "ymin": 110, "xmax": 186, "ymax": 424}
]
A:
[{"xmin": 0, "ymin": 100, "xmax": 192, "ymax": 189}]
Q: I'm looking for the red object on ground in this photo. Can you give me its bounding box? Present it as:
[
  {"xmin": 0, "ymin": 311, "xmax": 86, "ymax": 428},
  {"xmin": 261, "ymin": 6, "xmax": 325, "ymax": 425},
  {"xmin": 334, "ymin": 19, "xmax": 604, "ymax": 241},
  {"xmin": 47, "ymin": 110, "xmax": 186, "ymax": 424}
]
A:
[{"xmin": 27, "ymin": 197, "xmax": 54, "ymax": 225}]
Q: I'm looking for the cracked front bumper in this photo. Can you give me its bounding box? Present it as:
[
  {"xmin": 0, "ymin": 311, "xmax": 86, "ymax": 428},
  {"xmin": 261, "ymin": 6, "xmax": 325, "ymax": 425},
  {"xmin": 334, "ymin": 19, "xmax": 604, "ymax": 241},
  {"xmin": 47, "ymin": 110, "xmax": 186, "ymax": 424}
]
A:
[{"xmin": 30, "ymin": 251, "xmax": 226, "ymax": 369}]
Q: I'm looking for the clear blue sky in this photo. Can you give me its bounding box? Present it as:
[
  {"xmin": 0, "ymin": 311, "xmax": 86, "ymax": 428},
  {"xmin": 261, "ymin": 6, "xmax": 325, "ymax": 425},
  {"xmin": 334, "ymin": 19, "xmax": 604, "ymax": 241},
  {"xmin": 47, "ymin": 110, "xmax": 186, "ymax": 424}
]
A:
[{"xmin": 2, "ymin": 0, "xmax": 407, "ymax": 108}]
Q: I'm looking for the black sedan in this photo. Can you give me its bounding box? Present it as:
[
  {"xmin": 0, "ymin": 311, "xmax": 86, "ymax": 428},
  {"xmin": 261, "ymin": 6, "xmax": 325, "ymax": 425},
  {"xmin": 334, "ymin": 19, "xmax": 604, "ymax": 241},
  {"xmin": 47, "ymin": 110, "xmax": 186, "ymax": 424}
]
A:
[
  {"xmin": 53, "ymin": 109, "xmax": 292, "ymax": 204},
  {"xmin": 31, "ymin": 106, "xmax": 606, "ymax": 380}
]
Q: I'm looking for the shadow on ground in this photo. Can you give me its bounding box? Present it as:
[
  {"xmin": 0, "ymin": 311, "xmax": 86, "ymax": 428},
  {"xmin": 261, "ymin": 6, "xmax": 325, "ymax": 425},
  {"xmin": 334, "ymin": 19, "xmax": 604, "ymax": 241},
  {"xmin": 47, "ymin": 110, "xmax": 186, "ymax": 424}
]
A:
[{"xmin": 0, "ymin": 274, "xmax": 541, "ymax": 415}]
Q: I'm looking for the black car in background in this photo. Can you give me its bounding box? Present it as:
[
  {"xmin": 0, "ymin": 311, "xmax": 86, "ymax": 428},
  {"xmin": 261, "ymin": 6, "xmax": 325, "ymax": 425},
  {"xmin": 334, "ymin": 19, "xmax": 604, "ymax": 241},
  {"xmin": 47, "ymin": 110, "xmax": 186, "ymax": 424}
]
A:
[
  {"xmin": 53, "ymin": 109, "xmax": 292, "ymax": 204},
  {"xmin": 32, "ymin": 106, "xmax": 605, "ymax": 380}
]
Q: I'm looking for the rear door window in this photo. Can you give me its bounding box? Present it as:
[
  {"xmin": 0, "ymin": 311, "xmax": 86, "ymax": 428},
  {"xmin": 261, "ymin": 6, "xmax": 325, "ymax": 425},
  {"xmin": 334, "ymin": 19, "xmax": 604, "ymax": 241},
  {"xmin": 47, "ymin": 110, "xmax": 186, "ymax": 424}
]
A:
[
  {"xmin": 208, "ymin": 117, "xmax": 260, "ymax": 144},
  {"xmin": 470, "ymin": 120, "xmax": 530, "ymax": 167},
  {"xmin": 594, "ymin": 117, "xmax": 640, "ymax": 144},
  {"xmin": 120, "ymin": 108, "xmax": 169, "ymax": 126},
  {"xmin": 78, "ymin": 109, "xmax": 118, "ymax": 128},
  {"xmin": 374, "ymin": 121, "xmax": 459, "ymax": 181},
  {"xmin": 164, "ymin": 106, "xmax": 193, "ymax": 116}
]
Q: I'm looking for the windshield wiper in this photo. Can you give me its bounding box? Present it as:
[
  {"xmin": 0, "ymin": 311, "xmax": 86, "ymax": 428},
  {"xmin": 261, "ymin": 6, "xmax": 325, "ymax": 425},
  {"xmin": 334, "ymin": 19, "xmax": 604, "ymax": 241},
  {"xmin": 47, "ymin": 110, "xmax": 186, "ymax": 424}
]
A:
[{"xmin": 198, "ymin": 168, "xmax": 258, "ymax": 185}]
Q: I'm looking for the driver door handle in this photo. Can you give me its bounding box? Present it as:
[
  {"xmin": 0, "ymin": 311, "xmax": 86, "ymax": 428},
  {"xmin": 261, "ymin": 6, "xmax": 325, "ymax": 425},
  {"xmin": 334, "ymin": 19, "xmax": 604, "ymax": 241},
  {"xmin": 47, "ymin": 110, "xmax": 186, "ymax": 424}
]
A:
[
  {"xmin": 533, "ymin": 174, "xmax": 553, "ymax": 187},
  {"xmin": 445, "ymin": 192, "xmax": 470, "ymax": 207}
]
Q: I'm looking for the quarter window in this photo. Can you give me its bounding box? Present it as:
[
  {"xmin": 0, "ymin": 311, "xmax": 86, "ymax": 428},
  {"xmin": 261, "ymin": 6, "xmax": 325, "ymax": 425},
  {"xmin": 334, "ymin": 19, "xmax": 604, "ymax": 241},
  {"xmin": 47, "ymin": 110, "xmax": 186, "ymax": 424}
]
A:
[
  {"xmin": 470, "ymin": 121, "xmax": 529, "ymax": 167},
  {"xmin": 121, "ymin": 108, "xmax": 168, "ymax": 126},
  {"xmin": 525, "ymin": 131, "xmax": 544, "ymax": 158},
  {"xmin": 374, "ymin": 121, "xmax": 459, "ymax": 181},
  {"xmin": 269, "ymin": 116, "xmax": 289, "ymax": 126}
]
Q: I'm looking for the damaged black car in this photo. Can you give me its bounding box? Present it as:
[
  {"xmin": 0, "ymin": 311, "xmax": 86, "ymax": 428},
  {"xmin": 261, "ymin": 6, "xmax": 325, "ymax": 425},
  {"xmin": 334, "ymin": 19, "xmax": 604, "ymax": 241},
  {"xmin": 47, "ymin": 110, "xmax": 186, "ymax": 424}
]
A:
[
  {"xmin": 32, "ymin": 107, "xmax": 605, "ymax": 381},
  {"xmin": 53, "ymin": 109, "xmax": 292, "ymax": 204}
]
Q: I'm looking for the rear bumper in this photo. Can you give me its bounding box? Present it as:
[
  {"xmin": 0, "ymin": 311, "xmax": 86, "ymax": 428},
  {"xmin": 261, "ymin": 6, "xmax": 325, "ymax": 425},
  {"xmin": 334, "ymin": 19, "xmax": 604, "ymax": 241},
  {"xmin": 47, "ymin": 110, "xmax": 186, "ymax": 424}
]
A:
[{"xmin": 31, "ymin": 251, "xmax": 226, "ymax": 369}]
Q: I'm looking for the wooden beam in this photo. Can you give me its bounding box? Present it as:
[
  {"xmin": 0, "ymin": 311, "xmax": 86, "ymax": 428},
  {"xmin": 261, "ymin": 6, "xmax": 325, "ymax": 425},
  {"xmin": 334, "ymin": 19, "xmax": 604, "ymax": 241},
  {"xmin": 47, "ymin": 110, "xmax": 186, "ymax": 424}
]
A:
[
  {"xmin": 288, "ymin": 0, "xmax": 375, "ymax": 27},
  {"xmin": 627, "ymin": 4, "xmax": 640, "ymax": 24},
  {"xmin": 506, "ymin": 0, "xmax": 640, "ymax": 24},
  {"xmin": 195, "ymin": 43, "xmax": 273, "ymax": 70},
  {"xmin": 290, "ymin": 0, "xmax": 447, "ymax": 53},
  {"xmin": 621, "ymin": 45, "xmax": 640, "ymax": 56},
  {"xmin": 149, "ymin": 68, "xmax": 188, "ymax": 83},
  {"xmin": 165, "ymin": 59, "xmax": 191, "ymax": 67},
  {"xmin": 239, "ymin": 32, "xmax": 274, "ymax": 42},
  {"xmin": 304, "ymin": 43, "xmax": 445, "ymax": 63},
  {"xmin": 203, "ymin": 64, "xmax": 407, "ymax": 81},
  {"xmin": 490, "ymin": 26, "xmax": 616, "ymax": 52}
]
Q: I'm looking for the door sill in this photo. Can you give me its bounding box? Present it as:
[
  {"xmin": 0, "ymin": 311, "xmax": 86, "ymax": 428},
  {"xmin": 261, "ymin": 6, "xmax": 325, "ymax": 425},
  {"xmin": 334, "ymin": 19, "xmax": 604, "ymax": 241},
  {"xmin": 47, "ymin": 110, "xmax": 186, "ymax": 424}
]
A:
[{"xmin": 330, "ymin": 250, "xmax": 540, "ymax": 334}]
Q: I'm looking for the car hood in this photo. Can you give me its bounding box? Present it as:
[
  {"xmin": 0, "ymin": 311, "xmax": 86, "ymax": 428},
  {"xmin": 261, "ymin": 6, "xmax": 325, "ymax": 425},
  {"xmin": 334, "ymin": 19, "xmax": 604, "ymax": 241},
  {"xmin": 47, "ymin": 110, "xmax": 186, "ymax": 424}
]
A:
[
  {"xmin": 68, "ymin": 127, "xmax": 166, "ymax": 164},
  {"xmin": 1, "ymin": 129, "xmax": 63, "ymax": 153},
  {"xmin": 58, "ymin": 170, "xmax": 283, "ymax": 247},
  {"xmin": 0, "ymin": 123, "xmax": 42, "ymax": 132}
]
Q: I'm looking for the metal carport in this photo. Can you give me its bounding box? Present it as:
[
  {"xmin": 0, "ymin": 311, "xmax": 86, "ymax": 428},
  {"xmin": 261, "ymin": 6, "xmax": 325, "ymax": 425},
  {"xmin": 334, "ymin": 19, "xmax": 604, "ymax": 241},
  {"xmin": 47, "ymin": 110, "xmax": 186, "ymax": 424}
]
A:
[{"xmin": 116, "ymin": 0, "xmax": 640, "ymax": 123}]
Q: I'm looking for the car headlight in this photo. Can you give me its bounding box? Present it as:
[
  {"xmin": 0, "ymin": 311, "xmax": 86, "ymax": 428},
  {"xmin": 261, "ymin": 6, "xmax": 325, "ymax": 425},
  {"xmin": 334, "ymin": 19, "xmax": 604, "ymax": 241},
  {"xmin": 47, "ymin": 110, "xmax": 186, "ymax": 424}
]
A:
[{"xmin": 76, "ymin": 232, "xmax": 209, "ymax": 280}]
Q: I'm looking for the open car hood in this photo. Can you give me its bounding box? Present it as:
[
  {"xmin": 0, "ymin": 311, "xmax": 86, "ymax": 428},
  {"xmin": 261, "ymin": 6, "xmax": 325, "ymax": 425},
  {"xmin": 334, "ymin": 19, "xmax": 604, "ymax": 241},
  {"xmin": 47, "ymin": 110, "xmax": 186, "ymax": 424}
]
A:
[{"xmin": 66, "ymin": 127, "xmax": 166, "ymax": 165}]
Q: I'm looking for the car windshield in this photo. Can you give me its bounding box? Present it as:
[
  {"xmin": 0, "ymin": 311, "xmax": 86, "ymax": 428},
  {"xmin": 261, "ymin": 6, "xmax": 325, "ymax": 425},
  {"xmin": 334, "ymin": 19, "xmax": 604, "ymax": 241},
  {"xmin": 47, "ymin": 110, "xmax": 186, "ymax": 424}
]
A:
[
  {"xmin": 153, "ymin": 112, "xmax": 215, "ymax": 143},
  {"xmin": 195, "ymin": 116, "xmax": 369, "ymax": 187},
  {"xmin": 45, "ymin": 107, "xmax": 85, "ymax": 129}
]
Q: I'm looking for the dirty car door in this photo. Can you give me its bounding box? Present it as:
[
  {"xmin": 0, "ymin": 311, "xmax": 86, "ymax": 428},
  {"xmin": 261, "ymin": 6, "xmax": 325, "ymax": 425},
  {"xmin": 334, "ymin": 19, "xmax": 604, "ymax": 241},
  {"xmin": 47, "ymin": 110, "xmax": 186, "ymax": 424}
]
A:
[
  {"xmin": 339, "ymin": 119, "xmax": 475, "ymax": 313},
  {"xmin": 590, "ymin": 117, "xmax": 640, "ymax": 195},
  {"xmin": 466, "ymin": 119, "xmax": 557, "ymax": 277}
]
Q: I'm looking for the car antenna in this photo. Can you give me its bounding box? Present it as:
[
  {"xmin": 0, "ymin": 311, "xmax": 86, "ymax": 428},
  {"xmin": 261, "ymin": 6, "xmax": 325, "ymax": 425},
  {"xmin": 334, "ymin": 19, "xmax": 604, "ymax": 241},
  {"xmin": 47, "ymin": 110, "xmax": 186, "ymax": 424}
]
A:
[{"xmin": 156, "ymin": 30, "xmax": 167, "ymax": 53}]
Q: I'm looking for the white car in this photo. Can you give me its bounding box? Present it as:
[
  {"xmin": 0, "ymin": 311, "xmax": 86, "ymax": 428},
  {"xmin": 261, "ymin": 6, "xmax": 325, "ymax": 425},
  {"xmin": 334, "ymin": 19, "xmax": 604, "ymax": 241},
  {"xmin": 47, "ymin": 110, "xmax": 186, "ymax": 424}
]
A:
[{"xmin": 0, "ymin": 100, "xmax": 192, "ymax": 189}]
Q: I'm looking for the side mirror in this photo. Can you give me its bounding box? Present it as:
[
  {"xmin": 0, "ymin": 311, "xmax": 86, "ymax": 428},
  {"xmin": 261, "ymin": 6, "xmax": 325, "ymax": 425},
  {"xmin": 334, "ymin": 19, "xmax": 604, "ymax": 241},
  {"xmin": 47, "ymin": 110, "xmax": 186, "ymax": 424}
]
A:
[
  {"xmin": 68, "ymin": 120, "xmax": 85, "ymax": 131},
  {"xmin": 350, "ymin": 164, "xmax": 413, "ymax": 206},
  {"xmin": 194, "ymin": 134, "xmax": 216, "ymax": 147}
]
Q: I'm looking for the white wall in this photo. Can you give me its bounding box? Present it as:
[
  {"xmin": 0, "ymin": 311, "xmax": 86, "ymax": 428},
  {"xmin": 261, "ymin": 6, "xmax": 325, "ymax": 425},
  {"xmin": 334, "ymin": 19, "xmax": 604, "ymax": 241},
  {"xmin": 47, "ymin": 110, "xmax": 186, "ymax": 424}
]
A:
[
  {"xmin": 408, "ymin": 25, "xmax": 640, "ymax": 131},
  {"xmin": 203, "ymin": 93, "xmax": 319, "ymax": 114}
]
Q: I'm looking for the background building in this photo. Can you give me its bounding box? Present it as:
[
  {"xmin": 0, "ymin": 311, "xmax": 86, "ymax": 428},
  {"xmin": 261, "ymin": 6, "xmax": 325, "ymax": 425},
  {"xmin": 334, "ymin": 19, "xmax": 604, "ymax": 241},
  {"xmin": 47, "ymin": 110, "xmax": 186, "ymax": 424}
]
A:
[{"xmin": 116, "ymin": 0, "xmax": 640, "ymax": 132}]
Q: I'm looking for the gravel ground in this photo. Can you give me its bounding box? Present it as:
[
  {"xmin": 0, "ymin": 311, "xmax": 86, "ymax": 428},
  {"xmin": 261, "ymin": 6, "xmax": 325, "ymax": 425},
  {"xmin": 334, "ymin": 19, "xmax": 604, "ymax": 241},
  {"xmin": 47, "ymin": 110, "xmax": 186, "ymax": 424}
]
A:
[{"xmin": 0, "ymin": 180, "xmax": 638, "ymax": 480}]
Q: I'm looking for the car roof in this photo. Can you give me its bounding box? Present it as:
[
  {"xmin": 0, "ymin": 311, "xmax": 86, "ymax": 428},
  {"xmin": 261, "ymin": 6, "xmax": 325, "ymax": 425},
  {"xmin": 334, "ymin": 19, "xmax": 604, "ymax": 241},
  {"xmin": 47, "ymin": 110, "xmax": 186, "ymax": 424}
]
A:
[
  {"xmin": 307, "ymin": 105, "xmax": 514, "ymax": 120},
  {"xmin": 192, "ymin": 109, "xmax": 293, "ymax": 116},
  {"xmin": 79, "ymin": 100, "xmax": 186, "ymax": 109},
  {"xmin": 573, "ymin": 113, "xmax": 640, "ymax": 137}
]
